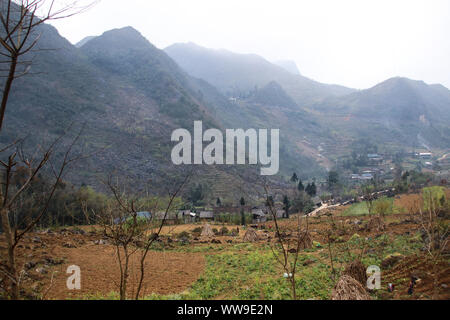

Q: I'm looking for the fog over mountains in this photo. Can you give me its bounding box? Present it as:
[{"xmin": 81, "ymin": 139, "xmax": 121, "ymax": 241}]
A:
[
  {"xmin": 165, "ymin": 42, "xmax": 356, "ymax": 106},
  {"xmin": 165, "ymin": 42, "xmax": 450, "ymax": 150},
  {"xmin": 2, "ymin": 23, "xmax": 449, "ymax": 196}
]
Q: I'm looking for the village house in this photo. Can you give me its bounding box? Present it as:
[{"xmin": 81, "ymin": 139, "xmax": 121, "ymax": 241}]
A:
[
  {"xmin": 418, "ymin": 152, "xmax": 432, "ymax": 159},
  {"xmin": 199, "ymin": 211, "xmax": 215, "ymax": 222},
  {"xmin": 311, "ymin": 196, "xmax": 323, "ymax": 208},
  {"xmin": 351, "ymin": 172, "xmax": 374, "ymax": 180},
  {"xmin": 251, "ymin": 208, "xmax": 267, "ymax": 223},
  {"xmin": 367, "ymin": 153, "xmax": 383, "ymax": 164},
  {"xmin": 178, "ymin": 210, "xmax": 196, "ymax": 223},
  {"xmin": 213, "ymin": 205, "xmax": 252, "ymax": 215},
  {"xmin": 153, "ymin": 212, "xmax": 178, "ymax": 225}
]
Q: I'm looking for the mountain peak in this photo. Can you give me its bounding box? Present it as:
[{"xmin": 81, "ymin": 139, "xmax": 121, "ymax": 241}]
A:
[
  {"xmin": 101, "ymin": 26, "xmax": 144, "ymax": 40},
  {"xmin": 164, "ymin": 42, "xmax": 355, "ymax": 104},
  {"xmin": 80, "ymin": 26, "xmax": 156, "ymax": 54},
  {"xmin": 378, "ymin": 77, "xmax": 427, "ymax": 87},
  {"xmin": 273, "ymin": 60, "xmax": 301, "ymax": 75},
  {"xmin": 251, "ymin": 81, "xmax": 298, "ymax": 109}
]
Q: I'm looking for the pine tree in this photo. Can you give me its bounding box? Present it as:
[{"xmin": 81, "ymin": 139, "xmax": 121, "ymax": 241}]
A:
[
  {"xmin": 240, "ymin": 197, "xmax": 246, "ymax": 226},
  {"xmin": 306, "ymin": 183, "xmax": 317, "ymax": 197},
  {"xmin": 283, "ymin": 195, "xmax": 291, "ymax": 219},
  {"xmin": 305, "ymin": 183, "xmax": 312, "ymax": 195},
  {"xmin": 298, "ymin": 180, "xmax": 305, "ymax": 192}
]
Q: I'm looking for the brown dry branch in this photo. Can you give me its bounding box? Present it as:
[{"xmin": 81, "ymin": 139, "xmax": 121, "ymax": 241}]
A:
[
  {"xmin": 96, "ymin": 172, "xmax": 190, "ymax": 300},
  {"xmin": 0, "ymin": 0, "xmax": 98, "ymax": 131},
  {"xmin": 263, "ymin": 181, "xmax": 309, "ymax": 300},
  {"xmin": 134, "ymin": 172, "xmax": 190, "ymax": 300},
  {"xmin": 418, "ymin": 192, "xmax": 449, "ymax": 299},
  {"xmin": 0, "ymin": 127, "xmax": 84, "ymax": 299}
]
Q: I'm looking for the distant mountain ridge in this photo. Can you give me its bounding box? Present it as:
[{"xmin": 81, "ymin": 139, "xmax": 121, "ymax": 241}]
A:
[
  {"xmin": 2, "ymin": 21, "xmax": 449, "ymax": 200},
  {"xmin": 315, "ymin": 77, "xmax": 450, "ymax": 148},
  {"xmin": 164, "ymin": 42, "xmax": 356, "ymax": 107},
  {"xmin": 1, "ymin": 25, "xmax": 293, "ymax": 199}
]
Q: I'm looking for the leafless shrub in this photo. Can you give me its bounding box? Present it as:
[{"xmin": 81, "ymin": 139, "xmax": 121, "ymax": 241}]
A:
[
  {"xmin": 263, "ymin": 182, "xmax": 309, "ymax": 300},
  {"xmin": 95, "ymin": 173, "xmax": 190, "ymax": 300},
  {"xmin": 418, "ymin": 189, "xmax": 449, "ymax": 299},
  {"xmin": 0, "ymin": 127, "xmax": 83, "ymax": 299}
]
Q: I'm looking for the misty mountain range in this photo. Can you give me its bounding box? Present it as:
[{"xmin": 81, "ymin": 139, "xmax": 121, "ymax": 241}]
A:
[{"xmin": 2, "ymin": 23, "xmax": 449, "ymax": 198}]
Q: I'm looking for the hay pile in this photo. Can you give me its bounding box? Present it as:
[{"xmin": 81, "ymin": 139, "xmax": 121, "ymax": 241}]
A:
[
  {"xmin": 367, "ymin": 216, "xmax": 386, "ymax": 232},
  {"xmin": 243, "ymin": 228, "xmax": 259, "ymax": 242},
  {"xmin": 343, "ymin": 260, "xmax": 367, "ymax": 286},
  {"xmin": 201, "ymin": 224, "xmax": 214, "ymax": 237},
  {"xmin": 332, "ymin": 275, "xmax": 371, "ymax": 300},
  {"xmin": 298, "ymin": 231, "xmax": 313, "ymax": 249}
]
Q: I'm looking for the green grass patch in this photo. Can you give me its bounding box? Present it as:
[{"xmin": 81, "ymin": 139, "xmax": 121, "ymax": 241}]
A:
[
  {"xmin": 342, "ymin": 202, "xmax": 369, "ymax": 216},
  {"xmin": 342, "ymin": 197, "xmax": 398, "ymax": 216},
  {"xmin": 182, "ymin": 248, "xmax": 333, "ymax": 300}
]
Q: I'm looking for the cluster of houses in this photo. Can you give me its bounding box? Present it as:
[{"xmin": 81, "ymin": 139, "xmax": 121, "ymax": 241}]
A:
[
  {"xmin": 416, "ymin": 152, "xmax": 433, "ymax": 160},
  {"xmin": 177, "ymin": 207, "xmax": 286, "ymax": 224},
  {"xmin": 128, "ymin": 204, "xmax": 312, "ymax": 226},
  {"xmin": 367, "ymin": 153, "xmax": 384, "ymax": 164},
  {"xmin": 349, "ymin": 154, "xmax": 385, "ymax": 181},
  {"xmin": 351, "ymin": 172, "xmax": 374, "ymax": 181},
  {"xmin": 351, "ymin": 169, "xmax": 383, "ymax": 181},
  {"xmin": 121, "ymin": 197, "xmax": 326, "ymax": 226}
]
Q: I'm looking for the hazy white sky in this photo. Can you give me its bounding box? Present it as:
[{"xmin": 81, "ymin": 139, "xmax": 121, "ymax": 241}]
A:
[{"xmin": 49, "ymin": 0, "xmax": 450, "ymax": 89}]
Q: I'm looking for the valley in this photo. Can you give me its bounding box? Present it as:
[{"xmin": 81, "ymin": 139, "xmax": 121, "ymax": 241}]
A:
[{"xmin": 0, "ymin": 0, "xmax": 448, "ymax": 302}]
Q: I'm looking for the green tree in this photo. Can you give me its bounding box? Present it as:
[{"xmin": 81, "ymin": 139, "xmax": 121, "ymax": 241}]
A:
[
  {"xmin": 188, "ymin": 184, "xmax": 206, "ymax": 206},
  {"xmin": 240, "ymin": 197, "xmax": 246, "ymax": 226},
  {"xmin": 328, "ymin": 171, "xmax": 339, "ymax": 188},
  {"xmin": 283, "ymin": 195, "xmax": 291, "ymax": 219},
  {"xmin": 290, "ymin": 172, "xmax": 299, "ymax": 183},
  {"xmin": 298, "ymin": 180, "xmax": 305, "ymax": 192},
  {"xmin": 306, "ymin": 182, "xmax": 317, "ymax": 197},
  {"xmin": 292, "ymin": 193, "xmax": 315, "ymax": 214}
]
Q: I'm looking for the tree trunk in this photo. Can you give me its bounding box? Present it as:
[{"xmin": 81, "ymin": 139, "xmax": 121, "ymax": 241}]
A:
[
  {"xmin": 0, "ymin": 56, "xmax": 18, "ymax": 132},
  {"xmin": 1, "ymin": 208, "xmax": 19, "ymax": 299},
  {"xmin": 241, "ymin": 208, "xmax": 245, "ymax": 226}
]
